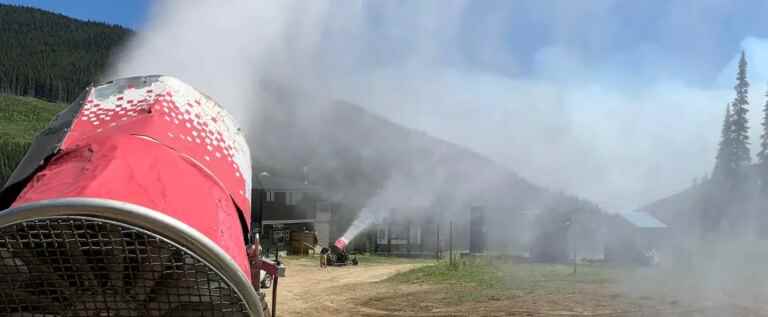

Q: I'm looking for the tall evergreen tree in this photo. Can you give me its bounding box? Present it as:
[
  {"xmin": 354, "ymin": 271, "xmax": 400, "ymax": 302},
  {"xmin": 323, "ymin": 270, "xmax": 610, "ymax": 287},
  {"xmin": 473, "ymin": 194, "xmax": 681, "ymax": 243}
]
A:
[
  {"xmin": 759, "ymin": 84, "xmax": 768, "ymax": 191},
  {"xmin": 730, "ymin": 51, "xmax": 752, "ymax": 171},
  {"xmin": 714, "ymin": 103, "xmax": 735, "ymax": 181},
  {"xmin": 703, "ymin": 103, "xmax": 738, "ymax": 235}
]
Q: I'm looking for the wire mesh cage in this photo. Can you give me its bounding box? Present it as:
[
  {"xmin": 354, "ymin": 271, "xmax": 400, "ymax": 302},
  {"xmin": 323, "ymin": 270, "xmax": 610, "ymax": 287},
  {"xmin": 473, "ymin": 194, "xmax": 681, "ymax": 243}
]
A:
[{"xmin": 0, "ymin": 216, "xmax": 250, "ymax": 316}]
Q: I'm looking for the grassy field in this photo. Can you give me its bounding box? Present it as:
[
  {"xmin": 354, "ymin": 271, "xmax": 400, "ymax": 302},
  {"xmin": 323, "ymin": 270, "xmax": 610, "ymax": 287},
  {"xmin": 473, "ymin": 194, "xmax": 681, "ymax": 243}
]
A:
[
  {"xmin": 0, "ymin": 95, "xmax": 63, "ymax": 184},
  {"xmin": 0, "ymin": 95, "xmax": 62, "ymax": 142},
  {"xmin": 370, "ymin": 256, "xmax": 768, "ymax": 316},
  {"xmin": 354, "ymin": 254, "xmax": 435, "ymax": 266},
  {"xmin": 385, "ymin": 258, "xmax": 622, "ymax": 305}
]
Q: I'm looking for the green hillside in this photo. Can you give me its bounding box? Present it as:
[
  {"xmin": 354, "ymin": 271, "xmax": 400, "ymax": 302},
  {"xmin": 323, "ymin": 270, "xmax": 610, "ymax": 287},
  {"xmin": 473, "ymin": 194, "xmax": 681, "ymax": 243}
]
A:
[
  {"xmin": 0, "ymin": 95, "xmax": 61, "ymax": 185},
  {"xmin": 0, "ymin": 4, "xmax": 131, "ymax": 102},
  {"xmin": 0, "ymin": 4, "xmax": 126, "ymax": 185},
  {"xmin": 0, "ymin": 95, "xmax": 62, "ymax": 141}
]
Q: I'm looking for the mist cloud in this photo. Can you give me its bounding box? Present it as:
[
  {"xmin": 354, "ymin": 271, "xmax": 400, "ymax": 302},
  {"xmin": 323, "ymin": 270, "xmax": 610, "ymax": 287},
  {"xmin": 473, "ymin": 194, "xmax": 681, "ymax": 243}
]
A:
[{"xmin": 109, "ymin": 0, "xmax": 768, "ymax": 211}]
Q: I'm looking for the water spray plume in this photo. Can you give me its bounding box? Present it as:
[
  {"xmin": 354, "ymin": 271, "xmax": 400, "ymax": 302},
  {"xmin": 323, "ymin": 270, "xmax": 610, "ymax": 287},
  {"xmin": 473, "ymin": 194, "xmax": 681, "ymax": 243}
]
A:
[{"xmin": 336, "ymin": 208, "xmax": 377, "ymax": 248}]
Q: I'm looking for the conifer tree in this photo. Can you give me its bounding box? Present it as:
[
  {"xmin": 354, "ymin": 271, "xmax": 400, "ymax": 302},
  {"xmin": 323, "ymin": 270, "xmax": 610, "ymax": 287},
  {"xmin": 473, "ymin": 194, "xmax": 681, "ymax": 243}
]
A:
[
  {"xmin": 730, "ymin": 51, "xmax": 751, "ymax": 171},
  {"xmin": 714, "ymin": 103, "xmax": 735, "ymax": 182},
  {"xmin": 758, "ymin": 84, "xmax": 768, "ymax": 191}
]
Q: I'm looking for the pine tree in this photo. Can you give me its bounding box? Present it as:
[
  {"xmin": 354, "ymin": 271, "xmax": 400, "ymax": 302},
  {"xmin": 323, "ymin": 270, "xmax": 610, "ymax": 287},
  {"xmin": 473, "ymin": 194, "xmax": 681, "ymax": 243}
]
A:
[
  {"xmin": 730, "ymin": 51, "xmax": 751, "ymax": 171},
  {"xmin": 759, "ymin": 84, "xmax": 768, "ymax": 191},
  {"xmin": 714, "ymin": 103, "xmax": 735, "ymax": 181},
  {"xmin": 706, "ymin": 103, "xmax": 736, "ymax": 235}
]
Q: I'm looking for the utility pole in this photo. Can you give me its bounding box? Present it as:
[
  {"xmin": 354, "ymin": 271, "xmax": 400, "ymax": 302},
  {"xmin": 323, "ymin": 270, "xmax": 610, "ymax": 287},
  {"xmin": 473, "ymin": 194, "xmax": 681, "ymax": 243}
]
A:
[
  {"xmin": 387, "ymin": 220, "xmax": 392, "ymax": 256},
  {"xmin": 449, "ymin": 221, "xmax": 453, "ymax": 267},
  {"xmin": 406, "ymin": 220, "xmax": 411, "ymax": 255},
  {"xmin": 435, "ymin": 222, "xmax": 440, "ymax": 261}
]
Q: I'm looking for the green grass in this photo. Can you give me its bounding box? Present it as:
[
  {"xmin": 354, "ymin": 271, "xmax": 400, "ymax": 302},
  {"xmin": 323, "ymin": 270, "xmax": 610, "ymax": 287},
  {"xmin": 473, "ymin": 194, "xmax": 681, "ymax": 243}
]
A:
[
  {"xmin": 0, "ymin": 95, "xmax": 63, "ymax": 185},
  {"xmin": 386, "ymin": 259, "xmax": 505, "ymax": 303},
  {"xmin": 354, "ymin": 254, "xmax": 434, "ymax": 266},
  {"xmin": 0, "ymin": 139, "xmax": 30, "ymax": 182},
  {"xmin": 386, "ymin": 258, "xmax": 623, "ymax": 303},
  {"xmin": 0, "ymin": 95, "xmax": 63, "ymax": 142},
  {"xmin": 388, "ymin": 260, "xmax": 504, "ymax": 289},
  {"xmin": 495, "ymin": 262, "xmax": 620, "ymax": 296}
]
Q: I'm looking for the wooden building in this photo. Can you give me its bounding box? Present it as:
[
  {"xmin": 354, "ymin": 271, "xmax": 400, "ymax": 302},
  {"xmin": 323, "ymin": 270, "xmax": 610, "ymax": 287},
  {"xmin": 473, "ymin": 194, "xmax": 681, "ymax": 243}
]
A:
[
  {"xmin": 252, "ymin": 173, "xmax": 333, "ymax": 255},
  {"xmin": 368, "ymin": 206, "xmax": 469, "ymax": 257}
]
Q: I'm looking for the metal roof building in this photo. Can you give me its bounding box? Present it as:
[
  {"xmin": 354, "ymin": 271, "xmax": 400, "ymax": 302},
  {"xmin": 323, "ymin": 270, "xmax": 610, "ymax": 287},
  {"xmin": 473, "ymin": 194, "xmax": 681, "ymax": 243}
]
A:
[
  {"xmin": 253, "ymin": 172, "xmax": 319, "ymax": 192},
  {"xmin": 619, "ymin": 211, "xmax": 667, "ymax": 229}
]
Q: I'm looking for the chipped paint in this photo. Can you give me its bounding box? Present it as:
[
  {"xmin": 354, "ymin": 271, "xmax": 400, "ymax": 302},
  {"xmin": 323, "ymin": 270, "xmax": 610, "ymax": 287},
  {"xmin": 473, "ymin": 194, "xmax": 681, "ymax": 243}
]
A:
[{"xmin": 66, "ymin": 76, "xmax": 252, "ymax": 211}]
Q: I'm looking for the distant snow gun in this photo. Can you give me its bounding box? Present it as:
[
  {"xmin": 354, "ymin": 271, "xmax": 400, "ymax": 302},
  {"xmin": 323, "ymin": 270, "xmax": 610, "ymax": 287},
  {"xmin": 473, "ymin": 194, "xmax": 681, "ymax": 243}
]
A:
[
  {"xmin": 334, "ymin": 237, "xmax": 349, "ymax": 251},
  {"xmin": 323, "ymin": 237, "xmax": 358, "ymax": 266}
]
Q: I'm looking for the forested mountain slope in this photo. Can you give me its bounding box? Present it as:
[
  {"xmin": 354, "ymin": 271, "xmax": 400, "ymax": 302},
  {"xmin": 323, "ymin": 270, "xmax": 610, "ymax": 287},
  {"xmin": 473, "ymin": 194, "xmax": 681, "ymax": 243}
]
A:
[{"xmin": 0, "ymin": 4, "xmax": 131, "ymax": 102}]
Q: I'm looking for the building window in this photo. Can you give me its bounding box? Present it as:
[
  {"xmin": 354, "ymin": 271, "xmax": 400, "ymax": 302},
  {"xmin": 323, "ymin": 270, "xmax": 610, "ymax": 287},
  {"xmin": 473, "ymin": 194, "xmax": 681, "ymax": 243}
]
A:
[
  {"xmin": 317, "ymin": 201, "xmax": 331, "ymax": 213},
  {"xmin": 390, "ymin": 225, "xmax": 409, "ymax": 244},
  {"xmin": 265, "ymin": 191, "xmax": 275, "ymax": 202},
  {"xmin": 286, "ymin": 192, "xmax": 303, "ymax": 205},
  {"xmin": 377, "ymin": 228, "xmax": 387, "ymax": 244},
  {"xmin": 410, "ymin": 226, "xmax": 421, "ymax": 245}
]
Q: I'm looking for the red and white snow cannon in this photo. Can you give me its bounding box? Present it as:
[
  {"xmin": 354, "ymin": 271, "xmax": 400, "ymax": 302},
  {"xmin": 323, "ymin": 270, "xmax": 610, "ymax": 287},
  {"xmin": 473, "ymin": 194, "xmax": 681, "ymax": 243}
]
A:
[
  {"xmin": 334, "ymin": 237, "xmax": 348, "ymax": 251},
  {"xmin": 0, "ymin": 75, "xmax": 271, "ymax": 316},
  {"xmin": 326, "ymin": 238, "xmax": 357, "ymax": 266}
]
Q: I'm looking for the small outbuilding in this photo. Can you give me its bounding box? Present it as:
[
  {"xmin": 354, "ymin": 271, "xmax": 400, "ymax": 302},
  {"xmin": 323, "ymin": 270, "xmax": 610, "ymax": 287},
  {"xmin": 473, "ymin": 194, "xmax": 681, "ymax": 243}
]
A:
[{"xmin": 604, "ymin": 210, "xmax": 667, "ymax": 265}]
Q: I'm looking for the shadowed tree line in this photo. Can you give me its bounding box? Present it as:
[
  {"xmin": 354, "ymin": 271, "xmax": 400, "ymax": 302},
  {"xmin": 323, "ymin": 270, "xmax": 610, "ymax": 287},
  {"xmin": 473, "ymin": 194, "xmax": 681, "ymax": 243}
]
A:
[{"xmin": 0, "ymin": 4, "xmax": 130, "ymax": 103}]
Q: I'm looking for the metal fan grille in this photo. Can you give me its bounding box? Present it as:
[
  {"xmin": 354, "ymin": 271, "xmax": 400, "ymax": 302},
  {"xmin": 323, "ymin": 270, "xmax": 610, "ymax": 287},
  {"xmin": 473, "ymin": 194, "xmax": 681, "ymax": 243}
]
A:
[{"xmin": 0, "ymin": 217, "xmax": 249, "ymax": 316}]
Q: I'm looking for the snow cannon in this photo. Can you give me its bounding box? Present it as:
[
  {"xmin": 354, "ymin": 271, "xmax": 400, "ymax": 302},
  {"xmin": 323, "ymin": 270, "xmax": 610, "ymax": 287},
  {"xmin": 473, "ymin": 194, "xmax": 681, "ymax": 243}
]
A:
[
  {"xmin": 334, "ymin": 237, "xmax": 349, "ymax": 251},
  {"xmin": 326, "ymin": 237, "xmax": 358, "ymax": 266},
  {"xmin": 0, "ymin": 76, "xmax": 270, "ymax": 316}
]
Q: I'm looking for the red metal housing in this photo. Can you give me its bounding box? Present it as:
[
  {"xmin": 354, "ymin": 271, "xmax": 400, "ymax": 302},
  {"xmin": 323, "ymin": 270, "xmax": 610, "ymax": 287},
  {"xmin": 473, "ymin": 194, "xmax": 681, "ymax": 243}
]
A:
[{"xmin": 0, "ymin": 75, "xmax": 263, "ymax": 316}]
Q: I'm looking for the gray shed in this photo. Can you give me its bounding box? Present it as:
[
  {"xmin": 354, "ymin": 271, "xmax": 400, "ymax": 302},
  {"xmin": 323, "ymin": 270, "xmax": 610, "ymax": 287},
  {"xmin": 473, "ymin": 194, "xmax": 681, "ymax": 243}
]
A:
[{"xmin": 604, "ymin": 210, "xmax": 667, "ymax": 264}]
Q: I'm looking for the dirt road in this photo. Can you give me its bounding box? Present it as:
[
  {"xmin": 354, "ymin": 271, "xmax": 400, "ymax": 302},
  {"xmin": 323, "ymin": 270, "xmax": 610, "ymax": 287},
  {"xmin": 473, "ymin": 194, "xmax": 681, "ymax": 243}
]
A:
[{"xmin": 265, "ymin": 256, "xmax": 429, "ymax": 317}]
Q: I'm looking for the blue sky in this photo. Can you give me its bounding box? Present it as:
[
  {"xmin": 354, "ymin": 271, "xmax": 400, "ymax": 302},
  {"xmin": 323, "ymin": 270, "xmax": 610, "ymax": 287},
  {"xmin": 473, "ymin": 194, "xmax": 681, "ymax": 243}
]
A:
[
  {"xmin": 0, "ymin": 0, "xmax": 150, "ymax": 29},
  {"xmin": 5, "ymin": 0, "xmax": 768, "ymax": 85}
]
